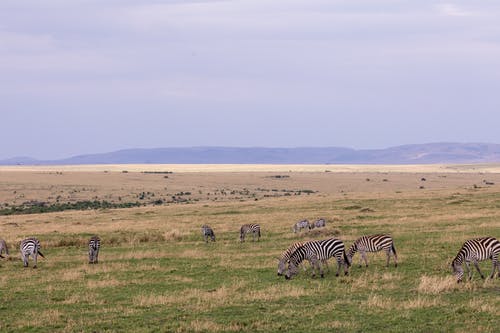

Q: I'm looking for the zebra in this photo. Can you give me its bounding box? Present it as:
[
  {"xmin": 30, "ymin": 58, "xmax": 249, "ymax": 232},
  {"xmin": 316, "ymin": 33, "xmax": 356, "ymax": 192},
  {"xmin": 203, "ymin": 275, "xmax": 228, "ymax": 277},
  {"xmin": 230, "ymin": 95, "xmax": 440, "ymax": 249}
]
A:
[
  {"xmin": 309, "ymin": 218, "xmax": 326, "ymax": 229},
  {"xmin": 277, "ymin": 241, "xmax": 329, "ymax": 276},
  {"xmin": 292, "ymin": 219, "xmax": 309, "ymax": 233},
  {"xmin": 88, "ymin": 235, "xmax": 101, "ymax": 264},
  {"xmin": 240, "ymin": 224, "xmax": 260, "ymax": 242},
  {"xmin": 346, "ymin": 234, "xmax": 398, "ymax": 268},
  {"xmin": 0, "ymin": 239, "xmax": 8, "ymax": 258},
  {"xmin": 20, "ymin": 237, "xmax": 45, "ymax": 268},
  {"xmin": 285, "ymin": 238, "xmax": 350, "ymax": 279},
  {"xmin": 201, "ymin": 225, "xmax": 216, "ymax": 243},
  {"xmin": 452, "ymin": 237, "xmax": 500, "ymax": 283}
]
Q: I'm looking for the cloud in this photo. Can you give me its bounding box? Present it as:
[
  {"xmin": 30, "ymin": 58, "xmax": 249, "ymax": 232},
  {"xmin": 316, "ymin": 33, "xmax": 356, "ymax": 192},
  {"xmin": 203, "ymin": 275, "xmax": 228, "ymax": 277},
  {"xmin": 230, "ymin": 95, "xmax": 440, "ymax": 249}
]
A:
[
  {"xmin": 1, "ymin": 0, "xmax": 500, "ymax": 157},
  {"xmin": 435, "ymin": 3, "xmax": 471, "ymax": 17}
]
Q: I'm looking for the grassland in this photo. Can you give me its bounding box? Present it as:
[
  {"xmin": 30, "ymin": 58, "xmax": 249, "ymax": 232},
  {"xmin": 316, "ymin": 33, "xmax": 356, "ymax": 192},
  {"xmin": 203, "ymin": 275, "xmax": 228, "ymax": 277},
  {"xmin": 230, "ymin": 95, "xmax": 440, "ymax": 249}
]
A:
[{"xmin": 0, "ymin": 165, "xmax": 499, "ymax": 332}]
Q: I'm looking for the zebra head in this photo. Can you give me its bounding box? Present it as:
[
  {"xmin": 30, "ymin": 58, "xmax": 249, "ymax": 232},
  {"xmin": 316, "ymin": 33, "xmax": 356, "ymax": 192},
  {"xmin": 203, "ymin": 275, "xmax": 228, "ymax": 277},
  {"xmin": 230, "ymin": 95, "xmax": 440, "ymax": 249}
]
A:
[
  {"xmin": 345, "ymin": 243, "xmax": 357, "ymax": 266},
  {"xmin": 277, "ymin": 259, "xmax": 286, "ymax": 276},
  {"xmin": 284, "ymin": 250, "xmax": 302, "ymax": 280},
  {"xmin": 285, "ymin": 261, "xmax": 299, "ymax": 280}
]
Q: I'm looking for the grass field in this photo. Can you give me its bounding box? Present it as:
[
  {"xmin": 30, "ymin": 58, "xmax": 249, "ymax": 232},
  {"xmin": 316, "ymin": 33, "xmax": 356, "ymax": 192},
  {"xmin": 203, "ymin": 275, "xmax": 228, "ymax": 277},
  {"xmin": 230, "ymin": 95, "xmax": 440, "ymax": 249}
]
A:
[{"xmin": 0, "ymin": 166, "xmax": 499, "ymax": 332}]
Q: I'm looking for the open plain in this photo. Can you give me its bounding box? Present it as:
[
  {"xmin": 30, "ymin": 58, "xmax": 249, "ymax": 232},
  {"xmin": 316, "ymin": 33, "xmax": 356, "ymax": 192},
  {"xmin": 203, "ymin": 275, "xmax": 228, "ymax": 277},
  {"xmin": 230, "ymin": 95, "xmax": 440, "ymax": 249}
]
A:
[{"xmin": 1, "ymin": 164, "xmax": 499, "ymax": 332}]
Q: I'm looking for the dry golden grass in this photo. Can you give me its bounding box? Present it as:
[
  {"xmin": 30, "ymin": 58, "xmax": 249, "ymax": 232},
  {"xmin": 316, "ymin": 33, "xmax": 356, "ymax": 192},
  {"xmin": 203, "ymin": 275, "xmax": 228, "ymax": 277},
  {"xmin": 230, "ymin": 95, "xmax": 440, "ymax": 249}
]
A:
[
  {"xmin": 1, "ymin": 167, "xmax": 500, "ymax": 332},
  {"xmin": 364, "ymin": 294, "xmax": 394, "ymax": 309},
  {"xmin": 401, "ymin": 296, "xmax": 441, "ymax": 309},
  {"xmin": 417, "ymin": 275, "xmax": 462, "ymax": 294}
]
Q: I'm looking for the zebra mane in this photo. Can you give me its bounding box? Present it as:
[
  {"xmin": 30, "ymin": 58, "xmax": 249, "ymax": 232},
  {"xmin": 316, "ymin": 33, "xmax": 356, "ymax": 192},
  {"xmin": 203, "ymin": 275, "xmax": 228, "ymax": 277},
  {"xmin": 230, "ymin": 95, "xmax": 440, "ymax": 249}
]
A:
[
  {"xmin": 347, "ymin": 241, "xmax": 358, "ymax": 255},
  {"xmin": 289, "ymin": 245, "xmax": 308, "ymax": 265},
  {"xmin": 452, "ymin": 247, "xmax": 466, "ymax": 264},
  {"xmin": 280, "ymin": 242, "xmax": 304, "ymax": 261}
]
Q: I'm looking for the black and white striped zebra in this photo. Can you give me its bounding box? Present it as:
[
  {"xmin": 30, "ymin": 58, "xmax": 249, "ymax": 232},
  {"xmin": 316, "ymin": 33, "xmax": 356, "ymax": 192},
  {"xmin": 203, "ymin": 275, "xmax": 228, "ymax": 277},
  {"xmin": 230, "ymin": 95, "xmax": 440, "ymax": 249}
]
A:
[
  {"xmin": 277, "ymin": 242, "xmax": 305, "ymax": 275},
  {"xmin": 201, "ymin": 225, "xmax": 216, "ymax": 243},
  {"xmin": 292, "ymin": 219, "xmax": 309, "ymax": 233},
  {"xmin": 309, "ymin": 218, "xmax": 326, "ymax": 229},
  {"xmin": 452, "ymin": 237, "xmax": 500, "ymax": 283},
  {"xmin": 0, "ymin": 239, "xmax": 8, "ymax": 258},
  {"xmin": 240, "ymin": 224, "xmax": 260, "ymax": 242},
  {"xmin": 277, "ymin": 241, "xmax": 330, "ymax": 276},
  {"xmin": 285, "ymin": 238, "xmax": 350, "ymax": 279},
  {"xmin": 346, "ymin": 234, "xmax": 398, "ymax": 268},
  {"xmin": 20, "ymin": 237, "xmax": 45, "ymax": 268},
  {"xmin": 88, "ymin": 235, "xmax": 101, "ymax": 264}
]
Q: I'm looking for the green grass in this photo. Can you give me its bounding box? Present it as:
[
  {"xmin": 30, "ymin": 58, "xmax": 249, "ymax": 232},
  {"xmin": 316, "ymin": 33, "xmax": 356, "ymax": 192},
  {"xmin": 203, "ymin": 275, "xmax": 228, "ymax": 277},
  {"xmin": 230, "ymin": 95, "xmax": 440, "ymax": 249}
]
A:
[{"xmin": 1, "ymin": 191, "xmax": 500, "ymax": 332}]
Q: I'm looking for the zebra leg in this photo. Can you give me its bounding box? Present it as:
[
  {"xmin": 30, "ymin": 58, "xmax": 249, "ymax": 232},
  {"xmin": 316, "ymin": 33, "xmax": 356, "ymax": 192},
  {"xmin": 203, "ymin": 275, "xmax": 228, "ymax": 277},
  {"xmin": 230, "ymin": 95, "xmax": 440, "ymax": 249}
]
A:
[
  {"xmin": 22, "ymin": 253, "xmax": 29, "ymax": 267},
  {"xmin": 472, "ymin": 260, "xmax": 485, "ymax": 279},
  {"xmin": 318, "ymin": 260, "xmax": 324, "ymax": 278},
  {"xmin": 335, "ymin": 258, "xmax": 341, "ymax": 277},
  {"xmin": 322, "ymin": 259, "xmax": 330, "ymax": 272},
  {"xmin": 308, "ymin": 259, "xmax": 317, "ymax": 278},
  {"xmin": 489, "ymin": 260, "xmax": 497, "ymax": 279},
  {"xmin": 33, "ymin": 252, "xmax": 38, "ymax": 269},
  {"xmin": 357, "ymin": 253, "xmax": 363, "ymax": 268},
  {"xmin": 343, "ymin": 260, "xmax": 349, "ymax": 276},
  {"xmin": 465, "ymin": 261, "xmax": 472, "ymax": 280},
  {"xmin": 391, "ymin": 244, "xmax": 398, "ymax": 267},
  {"xmin": 361, "ymin": 251, "xmax": 368, "ymax": 267},
  {"xmin": 95, "ymin": 250, "xmax": 99, "ymax": 264},
  {"xmin": 385, "ymin": 249, "xmax": 391, "ymax": 267},
  {"xmin": 311, "ymin": 257, "xmax": 323, "ymax": 278}
]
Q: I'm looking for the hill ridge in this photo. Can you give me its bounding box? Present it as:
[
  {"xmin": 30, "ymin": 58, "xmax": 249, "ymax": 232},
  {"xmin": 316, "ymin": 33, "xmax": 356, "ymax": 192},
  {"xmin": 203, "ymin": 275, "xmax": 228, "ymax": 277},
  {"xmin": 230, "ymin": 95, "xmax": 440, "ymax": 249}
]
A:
[{"xmin": 3, "ymin": 143, "xmax": 500, "ymax": 165}]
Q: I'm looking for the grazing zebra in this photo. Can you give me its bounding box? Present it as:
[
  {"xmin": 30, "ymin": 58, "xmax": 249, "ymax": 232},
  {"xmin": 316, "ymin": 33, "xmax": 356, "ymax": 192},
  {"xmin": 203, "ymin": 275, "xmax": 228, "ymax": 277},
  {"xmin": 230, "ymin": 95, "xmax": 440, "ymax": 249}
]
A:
[
  {"xmin": 285, "ymin": 238, "xmax": 350, "ymax": 279},
  {"xmin": 277, "ymin": 241, "xmax": 329, "ymax": 276},
  {"xmin": 240, "ymin": 224, "xmax": 261, "ymax": 242},
  {"xmin": 309, "ymin": 218, "xmax": 326, "ymax": 229},
  {"xmin": 292, "ymin": 219, "xmax": 309, "ymax": 233},
  {"xmin": 346, "ymin": 234, "xmax": 398, "ymax": 268},
  {"xmin": 0, "ymin": 239, "xmax": 8, "ymax": 258},
  {"xmin": 20, "ymin": 237, "xmax": 45, "ymax": 268},
  {"xmin": 201, "ymin": 225, "xmax": 216, "ymax": 243},
  {"xmin": 452, "ymin": 237, "xmax": 500, "ymax": 283},
  {"xmin": 88, "ymin": 235, "xmax": 101, "ymax": 264}
]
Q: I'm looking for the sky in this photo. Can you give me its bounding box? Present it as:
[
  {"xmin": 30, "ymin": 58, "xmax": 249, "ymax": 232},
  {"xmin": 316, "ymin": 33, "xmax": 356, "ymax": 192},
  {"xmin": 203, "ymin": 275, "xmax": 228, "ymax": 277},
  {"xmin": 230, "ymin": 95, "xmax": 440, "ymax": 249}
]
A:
[{"xmin": 1, "ymin": 0, "xmax": 500, "ymax": 159}]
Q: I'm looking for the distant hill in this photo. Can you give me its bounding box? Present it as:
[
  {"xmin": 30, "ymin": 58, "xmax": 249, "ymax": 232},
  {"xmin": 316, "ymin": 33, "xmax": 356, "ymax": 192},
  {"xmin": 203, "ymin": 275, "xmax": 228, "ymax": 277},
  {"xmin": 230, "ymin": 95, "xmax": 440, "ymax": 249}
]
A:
[{"xmin": 3, "ymin": 143, "xmax": 500, "ymax": 165}]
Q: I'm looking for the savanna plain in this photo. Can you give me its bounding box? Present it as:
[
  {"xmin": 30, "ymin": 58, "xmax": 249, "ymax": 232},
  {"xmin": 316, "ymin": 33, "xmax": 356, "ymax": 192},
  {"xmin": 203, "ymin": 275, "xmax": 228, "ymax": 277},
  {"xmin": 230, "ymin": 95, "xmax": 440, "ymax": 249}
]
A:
[{"xmin": 0, "ymin": 164, "xmax": 499, "ymax": 332}]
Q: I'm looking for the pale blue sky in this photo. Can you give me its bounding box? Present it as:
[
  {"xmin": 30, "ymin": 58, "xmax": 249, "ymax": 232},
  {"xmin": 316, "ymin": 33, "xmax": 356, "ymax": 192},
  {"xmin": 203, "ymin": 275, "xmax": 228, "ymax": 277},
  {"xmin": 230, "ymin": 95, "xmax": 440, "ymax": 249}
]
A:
[{"xmin": 1, "ymin": 0, "xmax": 500, "ymax": 159}]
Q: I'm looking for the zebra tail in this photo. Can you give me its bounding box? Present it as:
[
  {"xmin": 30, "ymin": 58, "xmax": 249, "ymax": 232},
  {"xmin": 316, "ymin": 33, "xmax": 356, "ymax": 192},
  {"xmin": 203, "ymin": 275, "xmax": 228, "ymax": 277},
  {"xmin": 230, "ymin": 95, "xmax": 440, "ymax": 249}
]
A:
[
  {"xmin": 343, "ymin": 250, "xmax": 351, "ymax": 267},
  {"xmin": 38, "ymin": 250, "xmax": 45, "ymax": 258},
  {"xmin": 391, "ymin": 243, "xmax": 397, "ymax": 256}
]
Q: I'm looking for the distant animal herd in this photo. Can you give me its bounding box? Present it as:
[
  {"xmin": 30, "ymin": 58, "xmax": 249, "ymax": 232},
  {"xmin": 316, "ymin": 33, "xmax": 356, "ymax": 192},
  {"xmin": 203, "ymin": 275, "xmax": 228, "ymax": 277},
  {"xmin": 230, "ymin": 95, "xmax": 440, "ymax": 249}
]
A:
[{"xmin": 1, "ymin": 218, "xmax": 499, "ymax": 283}]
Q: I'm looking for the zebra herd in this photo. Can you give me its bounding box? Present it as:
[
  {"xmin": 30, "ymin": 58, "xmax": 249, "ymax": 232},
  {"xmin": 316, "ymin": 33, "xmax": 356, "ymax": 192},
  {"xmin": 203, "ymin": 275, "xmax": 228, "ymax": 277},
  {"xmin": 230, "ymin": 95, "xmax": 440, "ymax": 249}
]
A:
[
  {"xmin": 277, "ymin": 234, "xmax": 396, "ymax": 280},
  {"xmin": 200, "ymin": 223, "xmax": 261, "ymax": 243},
  {"xmin": 1, "ymin": 224, "xmax": 498, "ymax": 284},
  {"xmin": 292, "ymin": 218, "xmax": 326, "ymax": 233},
  {"xmin": 200, "ymin": 221, "xmax": 499, "ymax": 283},
  {"xmin": 0, "ymin": 235, "xmax": 100, "ymax": 268},
  {"xmin": 279, "ymin": 234, "xmax": 500, "ymax": 283}
]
